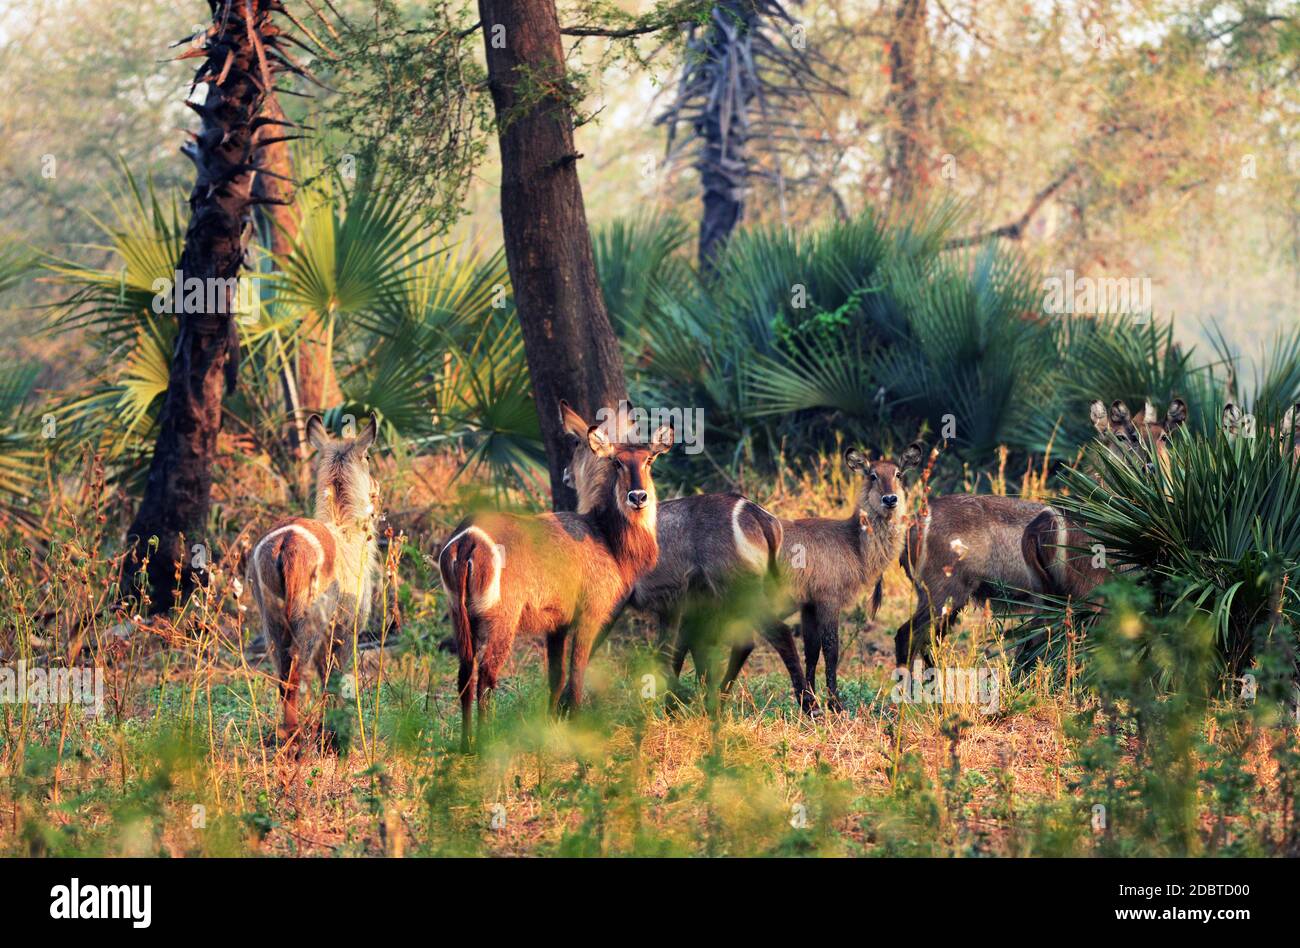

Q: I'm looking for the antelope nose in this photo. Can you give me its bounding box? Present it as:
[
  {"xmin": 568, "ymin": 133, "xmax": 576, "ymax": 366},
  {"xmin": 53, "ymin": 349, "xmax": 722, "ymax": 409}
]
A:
[
  {"xmin": 627, "ymin": 489, "xmax": 649, "ymax": 508},
  {"xmin": 882, "ymin": 494, "xmax": 898, "ymax": 508}
]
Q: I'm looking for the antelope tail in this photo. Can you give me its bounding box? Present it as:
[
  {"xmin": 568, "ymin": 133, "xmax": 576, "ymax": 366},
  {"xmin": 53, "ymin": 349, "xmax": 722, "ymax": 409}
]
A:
[
  {"xmin": 440, "ymin": 527, "xmax": 502, "ymax": 666},
  {"xmin": 278, "ymin": 543, "xmax": 317, "ymax": 625},
  {"xmin": 1022, "ymin": 508, "xmax": 1062, "ymax": 596},
  {"xmin": 440, "ymin": 542, "xmax": 476, "ymax": 665},
  {"xmin": 749, "ymin": 501, "xmax": 783, "ymax": 582}
]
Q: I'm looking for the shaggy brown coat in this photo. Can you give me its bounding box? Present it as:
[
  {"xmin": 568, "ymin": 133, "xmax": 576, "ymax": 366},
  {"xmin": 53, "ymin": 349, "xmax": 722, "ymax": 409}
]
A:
[
  {"xmin": 439, "ymin": 402, "xmax": 672, "ymax": 752},
  {"xmin": 776, "ymin": 443, "xmax": 924, "ymax": 712},
  {"xmin": 569, "ymin": 431, "xmax": 813, "ymax": 712},
  {"xmin": 247, "ymin": 414, "xmax": 380, "ymax": 745}
]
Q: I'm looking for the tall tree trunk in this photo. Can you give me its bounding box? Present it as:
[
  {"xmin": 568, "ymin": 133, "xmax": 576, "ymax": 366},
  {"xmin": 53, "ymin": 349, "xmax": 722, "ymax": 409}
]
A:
[
  {"xmin": 252, "ymin": 92, "xmax": 312, "ymax": 497},
  {"xmin": 477, "ymin": 0, "xmax": 628, "ymax": 510},
  {"xmin": 120, "ymin": 0, "xmax": 281, "ymax": 610},
  {"xmin": 885, "ymin": 0, "xmax": 928, "ymax": 207},
  {"xmin": 289, "ymin": 103, "xmax": 342, "ymax": 424}
]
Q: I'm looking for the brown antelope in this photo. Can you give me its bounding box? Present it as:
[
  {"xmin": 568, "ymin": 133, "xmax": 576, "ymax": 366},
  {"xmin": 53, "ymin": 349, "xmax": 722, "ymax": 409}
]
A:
[
  {"xmin": 892, "ymin": 493, "xmax": 1106, "ymax": 666},
  {"xmin": 779, "ymin": 443, "xmax": 924, "ymax": 712},
  {"xmin": 1286, "ymin": 405, "xmax": 1300, "ymax": 458},
  {"xmin": 564, "ymin": 427, "xmax": 814, "ymax": 714},
  {"xmin": 894, "ymin": 398, "xmax": 1189, "ymax": 665},
  {"xmin": 439, "ymin": 401, "xmax": 672, "ymax": 753},
  {"xmin": 1223, "ymin": 401, "xmax": 1300, "ymax": 458},
  {"xmin": 1089, "ymin": 398, "xmax": 1187, "ymax": 471},
  {"xmin": 247, "ymin": 414, "xmax": 380, "ymax": 747}
]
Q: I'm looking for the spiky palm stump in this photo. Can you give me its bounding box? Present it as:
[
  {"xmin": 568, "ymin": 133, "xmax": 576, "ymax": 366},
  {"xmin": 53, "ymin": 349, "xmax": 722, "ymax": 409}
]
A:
[
  {"xmin": 658, "ymin": 2, "xmax": 841, "ymax": 272},
  {"xmin": 121, "ymin": 1, "xmax": 292, "ymax": 611}
]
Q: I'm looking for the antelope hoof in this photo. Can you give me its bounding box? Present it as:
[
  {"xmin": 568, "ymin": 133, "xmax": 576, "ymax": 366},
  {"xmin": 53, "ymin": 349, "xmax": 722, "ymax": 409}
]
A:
[
  {"xmin": 798, "ymin": 690, "xmax": 821, "ymax": 718},
  {"xmin": 825, "ymin": 693, "xmax": 845, "ymax": 716}
]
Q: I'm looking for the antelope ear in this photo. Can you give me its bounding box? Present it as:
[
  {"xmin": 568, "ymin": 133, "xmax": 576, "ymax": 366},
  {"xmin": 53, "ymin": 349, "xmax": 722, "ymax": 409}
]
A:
[
  {"xmin": 559, "ymin": 399, "xmax": 591, "ymax": 439},
  {"xmin": 900, "ymin": 441, "xmax": 925, "ymax": 471},
  {"xmin": 306, "ymin": 414, "xmax": 328, "ymax": 450},
  {"xmin": 844, "ymin": 448, "xmax": 867, "ymax": 473},
  {"xmin": 356, "ymin": 412, "xmax": 379, "ymax": 450},
  {"xmin": 1089, "ymin": 400, "xmax": 1108, "ymax": 434},
  {"xmin": 650, "ymin": 424, "xmax": 674, "ymax": 456},
  {"xmin": 1222, "ymin": 402, "xmax": 1241, "ymax": 431},
  {"xmin": 1109, "ymin": 400, "xmax": 1131, "ymax": 425},
  {"xmin": 1164, "ymin": 398, "xmax": 1187, "ymax": 430},
  {"xmin": 1284, "ymin": 404, "xmax": 1297, "ymax": 433},
  {"xmin": 587, "ymin": 424, "xmax": 614, "ymax": 459}
]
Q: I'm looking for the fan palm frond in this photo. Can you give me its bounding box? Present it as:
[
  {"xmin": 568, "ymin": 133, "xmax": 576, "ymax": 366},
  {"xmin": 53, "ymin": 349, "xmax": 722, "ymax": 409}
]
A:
[
  {"xmin": 276, "ymin": 172, "xmax": 435, "ymax": 342},
  {"xmin": 0, "ymin": 362, "xmax": 43, "ymax": 527}
]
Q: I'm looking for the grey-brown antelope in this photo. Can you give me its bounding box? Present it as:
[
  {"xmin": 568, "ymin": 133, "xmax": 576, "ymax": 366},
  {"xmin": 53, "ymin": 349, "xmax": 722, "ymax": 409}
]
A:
[
  {"xmin": 893, "ymin": 492, "xmax": 1105, "ymax": 666},
  {"xmin": 564, "ymin": 415, "xmax": 814, "ymax": 714},
  {"xmin": 893, "ymin": 397, "xmax": 1188, "ymax": 666},
  {"xmin": 1089, "ymin": 397, "xmax": 1187, "ymax": 471},
  {"xmin": 247, "ymin": 414, "xmax": 380, "ymax": 748},
  {"xmin": 779, "ymin": 443, "xmax": 924, "ymax": 712},
  {"xmin": 439, "ymin": 401, "xmax": 673, "ymax": 753},
  {"xmin": 1222, "ymin": 401, "xmax": 1300, "ymax": 457}
]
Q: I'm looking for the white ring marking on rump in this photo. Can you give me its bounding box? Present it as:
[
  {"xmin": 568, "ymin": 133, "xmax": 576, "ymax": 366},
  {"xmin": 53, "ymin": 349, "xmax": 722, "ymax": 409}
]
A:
[{"xmin": 732, "ymin": 499, "xmax": 768, "ymax": 570}]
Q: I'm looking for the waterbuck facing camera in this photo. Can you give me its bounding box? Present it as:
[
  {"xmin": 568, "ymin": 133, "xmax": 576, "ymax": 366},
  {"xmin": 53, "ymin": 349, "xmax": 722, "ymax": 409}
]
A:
[{"xmin": 439, "ymin": 400, "xmax": 673, "ymax": 753}]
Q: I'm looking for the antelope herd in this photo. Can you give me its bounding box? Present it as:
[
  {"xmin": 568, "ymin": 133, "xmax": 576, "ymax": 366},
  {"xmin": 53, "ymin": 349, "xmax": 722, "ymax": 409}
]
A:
[{"xmin": 244, "ymin": 394, "xmax": 1298, "ymax": 752}]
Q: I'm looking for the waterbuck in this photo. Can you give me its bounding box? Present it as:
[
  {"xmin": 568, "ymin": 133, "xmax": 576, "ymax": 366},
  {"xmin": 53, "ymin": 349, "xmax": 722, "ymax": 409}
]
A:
[
  {"xmin": 893, "ymin": 398, "xmax": 1188, "ymax": 665},
  {"xmin": 1223, "ymin": 401, "xmax": 1300, "ymax": 458},
  {"xmin": 892, "ymin": 494, "xmax": 1105, "ymax": 666},
  {"xmin": 1090, "ymin": 397, "xmax": 1187, "ymax": 471},
  {"xmin": 779, "ymin": 443, "xmax": 925, "ymax": 712},
  {"xmin": 563, "ymin": 414, "xmax": 813, "ymax": 714},
  {"xmin": 247, "ymin": 414, "xmax": 380, "ymax": 747},
  {"xmin": 439, "ymin": 402, "xmax": 672, "ymax": 752}
]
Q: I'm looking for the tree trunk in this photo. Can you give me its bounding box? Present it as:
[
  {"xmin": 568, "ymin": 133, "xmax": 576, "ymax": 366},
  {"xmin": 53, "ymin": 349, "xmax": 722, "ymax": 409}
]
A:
[
  {"xmin": 252, "ymin": 92, "xmax": 314, "ymax": 497},
  {"xmin": 697, "ymin": 2, "xmax": 759, "ymax": 271},
  {"xmin": 885, "ymin": 0, "xmax": 928, "ymax": 207},
  {"xmin": 477, "ymin": 0, "xmax": 628, "ymax": 510},
  {"xmin": 120, "ymin": 1, "xmax": 281, "ymax": 610}
]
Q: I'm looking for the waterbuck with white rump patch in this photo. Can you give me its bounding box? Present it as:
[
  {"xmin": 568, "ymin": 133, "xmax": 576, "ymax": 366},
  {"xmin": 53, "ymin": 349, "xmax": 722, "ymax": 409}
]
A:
[
  {"xmin": 247, "ymin": 414, "xmax": 380, "ymax": 747},
  {"xmin": 564, "ymin": 412, "xmax": 814, "ymax": 714},
  {"xmin": 439, "ymin": 401, "xmax": 673, "ymax": 753},
  {"xmin": 778, "ymin": 443, "xmax": 925, "ymax": 712},
  {"xmin": 893, "ymin": 398, "xmax": 1189, "ymax": 666},
  {"xmin": 894, "ymin": 493, "xmax": 1104, "ymax": 666}
]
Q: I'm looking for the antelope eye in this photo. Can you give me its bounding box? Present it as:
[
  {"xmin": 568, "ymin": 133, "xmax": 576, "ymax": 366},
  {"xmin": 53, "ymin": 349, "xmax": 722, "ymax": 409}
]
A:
[{"xmin": 869, "ymin": 472, "xmax": 878, "ymax": 481}]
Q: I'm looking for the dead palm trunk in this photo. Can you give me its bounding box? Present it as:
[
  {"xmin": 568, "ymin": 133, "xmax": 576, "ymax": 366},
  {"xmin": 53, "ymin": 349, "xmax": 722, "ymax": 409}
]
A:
[
  {"xmin": 695, "ymin": 2, "xmax": 760, "ymax": 271},
  {"xmin": 659, "ymin": 3, "xmax": 840, "ymax": 272},
  {"xmin": 120, "ymin": 0, "xmax": 287, "ymax": 610},
  {"xmin": 476, "ymin": 0, "xmax": 628, "ymax": 510}
]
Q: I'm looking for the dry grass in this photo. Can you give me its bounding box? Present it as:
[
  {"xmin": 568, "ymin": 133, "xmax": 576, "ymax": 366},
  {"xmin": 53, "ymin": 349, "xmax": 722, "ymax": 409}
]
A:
[{"xmin": 0, "ymin": 445, "xmax": 1291, "ymax": 857}]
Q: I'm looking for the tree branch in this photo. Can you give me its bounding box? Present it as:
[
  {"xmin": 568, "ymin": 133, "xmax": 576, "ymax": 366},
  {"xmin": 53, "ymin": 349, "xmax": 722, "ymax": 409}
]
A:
[
  {"xmin": 943, "ymin": 163, "xmax": 1078, "ymax": 249},
  {"xmin": 560, "ymin": 21, "xmax": 689, "ymax": 38}
]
